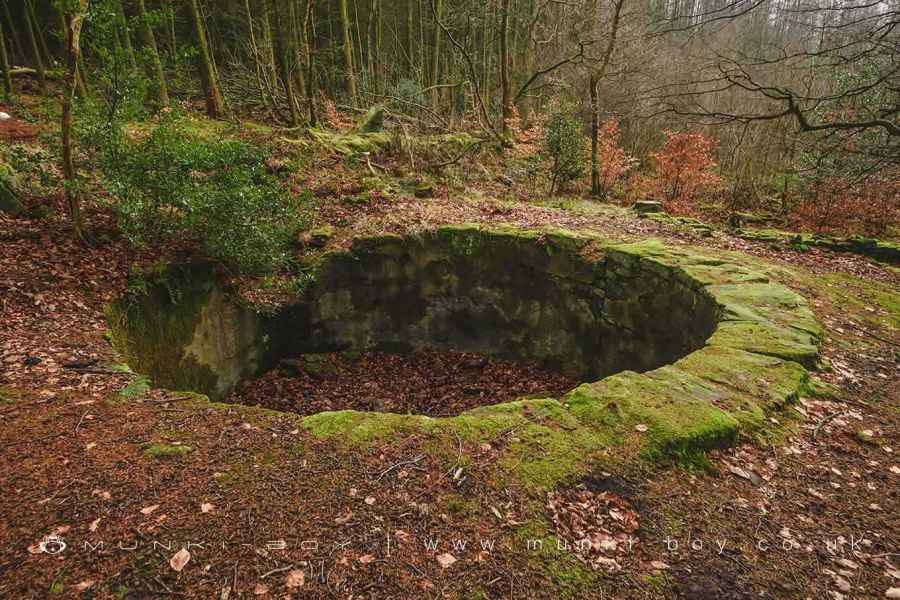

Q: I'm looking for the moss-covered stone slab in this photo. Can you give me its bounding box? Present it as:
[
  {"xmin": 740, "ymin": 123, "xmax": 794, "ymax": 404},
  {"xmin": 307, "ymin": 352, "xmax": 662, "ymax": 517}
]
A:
[
  {"xmin": 0, "ymin": 161, "xmax": 23, "ymax": 216},
  {"xmin": 107, "ymin": 224, "xmax": 823, "ymax": 484},
  {"xmin": 737, "ymin": 227, "xmax": 900, "ymax": 265}
]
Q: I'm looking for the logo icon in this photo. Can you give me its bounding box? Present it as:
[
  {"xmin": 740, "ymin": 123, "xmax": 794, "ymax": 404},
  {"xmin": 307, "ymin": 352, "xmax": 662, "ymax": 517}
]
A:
[{"xmin": 38, "ymin": 535, "xmax": 67, "ymax": 555}]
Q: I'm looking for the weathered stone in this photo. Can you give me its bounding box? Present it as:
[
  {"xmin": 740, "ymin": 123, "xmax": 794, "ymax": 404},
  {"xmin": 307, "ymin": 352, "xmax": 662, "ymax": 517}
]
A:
[
  {"xmin": 413, "ymin": 182, "xmax": 434, "ymax": 198},
  {"xmin": 300, "ymin": 225, "xmax": 334, "ymax": 248},
  {"xmin": 632, "ymin": 200, "xmax": 663, "ymax": 215},
  {"xmin": 0, "ymin": 161, "xmax": 23, "ymax": 216},
  {"xmin": 727, "ymin": 212, "xmax": 766, "ymax": 229},
  {"xmin": 356, "ymin": 104, "xmax": 385, "ymax": 133},
  {"xmin": 280, "ymin": 354, "xmax": 335, "ymax": 378}
]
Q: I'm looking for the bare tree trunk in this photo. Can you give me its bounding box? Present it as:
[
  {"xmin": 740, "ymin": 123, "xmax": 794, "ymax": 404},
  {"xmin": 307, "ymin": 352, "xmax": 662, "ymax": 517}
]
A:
[
  {"xmin": 1, "ymin": 1, "xmax": 22, "ymax": 62},
  {"xmin": 187, "ymin": 0, "xmax": 226, "ymax": 118},
  {"xmin": 272, "ymin": 0, "xmax": 300, "ymax": 126},
  {"xmin": 0, "ymin": 18, "xmax": 12, "ymax": 102},
  {"xmin": 23, "ymin": 0, "xmax": 47, "ymax": 93},
  {"xmin": 303, "ymin": 0, "xmax": 317, "ymax": 125},
  {"xmin": 137, "ymin": 0, "xmax": 170, "ymax": 108},
  {"xmin": 590, "ymin": 75, "xmax": 600, "ymax": 195},
  {"xmin": 62, "ymin": 0, "xmax": 90, "ymax": 241},
  {"xmin": 244, "ymin": 0, "xmax": 277, "ymax": 121},
  {"xmin": 339, "ymin": 0, "xmax": 357, "ymax": 104},
  {"xmin": 115, "ymin": 0, "xmax": 138, "ymax": 69},
  {"xmin": 500, "ymin": 0, "xmax": 511, "ymax": 135},
  {"xmin": 26, "ymin": 0, "xmax": 52, "ymax": 68},
  {"xmin": 589, "ymin": 0, "xmax": 626, "ymax": 197},
  {"xmin": 289, "ymin": 0, "xmax": 307, "ymax": 105},
  {"xmin": 162, "ymin": 0, "xmax": 178, "ymax": 54},
  {"xmin": 430, "ymin": 0, "xmax": 443, "ymax": 106}
]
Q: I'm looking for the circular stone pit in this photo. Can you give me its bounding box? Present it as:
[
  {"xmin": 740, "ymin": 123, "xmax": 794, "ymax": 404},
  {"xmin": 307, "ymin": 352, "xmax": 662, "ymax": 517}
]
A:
[{"xmin": 108, "ymin": 224, "xmax": 823, "ymax": 460}]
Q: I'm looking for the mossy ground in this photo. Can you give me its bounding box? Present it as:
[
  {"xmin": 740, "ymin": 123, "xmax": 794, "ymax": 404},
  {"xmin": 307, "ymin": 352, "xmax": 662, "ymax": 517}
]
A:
[{"xmin": 143, "ymin": 443, "xmax": 193, "ymax": 459}]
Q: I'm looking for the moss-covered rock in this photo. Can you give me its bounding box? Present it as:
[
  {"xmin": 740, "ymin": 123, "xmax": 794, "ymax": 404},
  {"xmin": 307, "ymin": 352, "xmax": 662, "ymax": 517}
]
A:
[
  {"xmin": 0, "ymin": 161, "xmax": 24, "ymax": 216},
  {"xmin": 356, "ymin": 104, "xmax": 385, "ymax": 133},
  {"xmin": 737, "ymin": 227, "xmax": 900, "ymax": 265}
]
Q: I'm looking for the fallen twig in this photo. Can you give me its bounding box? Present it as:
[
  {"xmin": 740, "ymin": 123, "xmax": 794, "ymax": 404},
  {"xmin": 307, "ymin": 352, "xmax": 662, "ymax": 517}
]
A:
[
  {"xmin": 812, "ymin": 410, "xmax": 850, "ymax": 441},
  {"xmin": 373, "ymin": 454, "xmax": 426, "ymax": 483}
]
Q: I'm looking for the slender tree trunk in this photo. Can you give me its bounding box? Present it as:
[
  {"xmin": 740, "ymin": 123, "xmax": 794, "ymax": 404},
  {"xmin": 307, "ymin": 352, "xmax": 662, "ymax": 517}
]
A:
[
  {"xmin": 589, "ymin": 0, "xmax": 626, "ymax": 197},
  {"xmin": 368, "ymin": 0, "xmax": 381, "ymax": 94},
  {"xmin": 116, "ymin": 0, "xmax": 138, "ymax": 69},
  {"xmin": 303, "ymin": 0, "xmax": 317, "ymax": 125},
  {"xmin": 0, "ymin": 18, "xmax": 11, "ymax": 102},
  {"xmin": 1, "ymin": 1, "xmax": 22, "ymax": 62},
  {"xmin": 430, "ymin": 0, "xmax": 443, "ymax": 106},
  {"xmin": 54, "ymin": 10, "xmax": 88, "ymax": 98},
  {"xmin": 500, "ymin": 0, "xmax": 511, "ymax": 135},
  {"xmin": 162, "ymin": 0, "xmax": 178, "ymax": 54},
  {"xmin": 137, "ymin": 0, "xmax": 170, "ymax": 107},
  {"xmin": 406, "ymin": 0, "xmax": 414, "ymax": 71},
  {"xmin": 244, "ymin": 0, "xmax": 277, "ymax": 121},
  {"xmin": 26, "ymin": 0, "xmax": 52, "ymax": 68},
  {"xmin": 62, "ymin": 0, "xmax": 90, "ymax": 240},
  {"xmin": 289, "ymin": 0, "xmax": 306, "ymax": 105},
  {"xmin": 590, "ymin": 76, "xmax": 600, "ymax": 195},
  {"xmin": 187, "ymin": 0, "xmax": 225, "ymax": 118},
  {"xmin": 338, "ymin": 0, "xmax": 357, "ymax": 104},
  {"xmin": 272, "ymin": 0, "xmax": 300, "ymax": 126},
  {"xmin": 23, "ymin": 0, "xmax": 46, "ymax": 92}
]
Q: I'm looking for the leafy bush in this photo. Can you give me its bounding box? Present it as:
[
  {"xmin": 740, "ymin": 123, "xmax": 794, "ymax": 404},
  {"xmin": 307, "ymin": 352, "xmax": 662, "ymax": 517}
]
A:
[
  {"xmin": 595, "ymin": 118, "xmax": 635, "ymax": 194},
  {"xmin": 543, "ymin": 108, "xmax": 586, "ymax": 194},
  {"xmin": 790, "ymin": 174, "xmax": 900, "ymax": 237},
  {"xmin": 100, "ymin": 114, "xmax": 305, "ymax": 274},
  {"xmin": 641, "ymin": 130, "xmax": 722, "ymax": 212}
]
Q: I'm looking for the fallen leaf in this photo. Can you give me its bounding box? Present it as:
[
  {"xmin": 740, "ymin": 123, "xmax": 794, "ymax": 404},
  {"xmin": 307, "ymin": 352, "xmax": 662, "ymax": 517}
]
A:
[
  {"xmin": 285, "ymin": 569, "xmax": 305, "ymax": 588},
  {"xmin": 89, "ymin": 518, "xmax": 101, "ymax": 532},
  {"xmin": 140, "ymin": 504, "xmax": 160, "ymax": 515},
  {"xmin": 436, "ymin": 553, "xmax": 457, "ymax": 568},
  {"xmin": 358, "ymin": 554, "xmax": 375, "ymax": 564},
  {"xmin": 170, "ymin": 548, "xmax": 191, "ymax": 572},
  {"xmin": 201, "ymin": 503, "xmax": 214, "ymax": 513},
  {"xmin": 253, "ymin": 583, "xmax": 268, "ymax": 595}
]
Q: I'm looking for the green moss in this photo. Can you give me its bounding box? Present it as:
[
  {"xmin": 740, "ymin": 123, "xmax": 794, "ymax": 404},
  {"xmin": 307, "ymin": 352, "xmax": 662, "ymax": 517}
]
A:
[
  {"xmin": 806, "ymin": 272, "xmax": 900, "ymax": 333},
  {"xmin": 0, "ymin": 386, "xmax": 21, "ymax": 404},
  {"xmin": 708, "ymin": 321, "xmax": 820, "ymax": 367},
  {"xmin": 143, "ymin": 444, "xmax": 193, "ymax": 459},
  {"xmin": 737, "ymin": 227, "xmax": 900, "ymax": 264},
  {"xmin": 641, "ymin": 572, "xmax": 668, "ymax": 593},
  {"xmin": 566, "ymin": 371, "xmax": 742, "ymax": 463},
  {"xmin": 302, "ymin": 410, "xmax": 432, "ymax": 445},
  {"xmin": 514, "ymin": 518, "xmax": 606, "ymax": 598},
  {"xmin": 107, "ymin": 265, "xmax": 219, "ymax": 394},
  {"xmin": 119, "ymin": 374, "xmax": 151, "ymax": 398},
  {"xmin": 49, "ymin": 577, "xmax": 64, "ymax": 595},
  {"xmin": 0, "ymin": 160, "xmax": 23, "ymax": 216}
]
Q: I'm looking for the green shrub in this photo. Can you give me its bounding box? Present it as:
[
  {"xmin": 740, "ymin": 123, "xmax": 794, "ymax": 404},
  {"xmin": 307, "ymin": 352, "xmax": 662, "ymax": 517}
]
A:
[
  {"xmin": 99, "ymin": 113, "xmax": 306, "ymax": 274},
  {"xmin": 543, "ymin": 107, "xmax": 585, "ymax": 195}
]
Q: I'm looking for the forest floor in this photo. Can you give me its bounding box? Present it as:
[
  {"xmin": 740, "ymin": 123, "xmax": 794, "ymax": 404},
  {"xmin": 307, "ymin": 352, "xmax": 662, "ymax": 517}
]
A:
[{"xmin": 1, "ymin": 101, "xmax": 899, "ymax": 599}]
